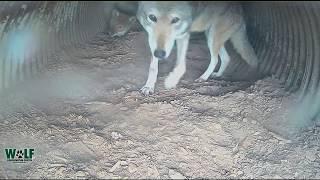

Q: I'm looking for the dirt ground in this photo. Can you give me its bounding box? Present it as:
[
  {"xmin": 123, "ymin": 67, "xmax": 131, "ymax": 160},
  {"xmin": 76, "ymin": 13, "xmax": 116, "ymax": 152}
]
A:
[{"xmin": 0, "ymin": 32, "xmax": 320, "ymax": 179}]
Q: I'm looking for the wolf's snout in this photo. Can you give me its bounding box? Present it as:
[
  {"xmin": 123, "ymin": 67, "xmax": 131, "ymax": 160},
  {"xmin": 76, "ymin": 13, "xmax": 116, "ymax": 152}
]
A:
[{"xmin": 154, "ymin": 49, "xmax": 166, "ymax": 59}]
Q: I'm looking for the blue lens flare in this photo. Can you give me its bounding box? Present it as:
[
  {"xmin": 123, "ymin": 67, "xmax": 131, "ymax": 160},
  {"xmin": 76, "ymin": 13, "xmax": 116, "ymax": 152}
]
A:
[{"xmin": 7, "ymin": 30, "xmax": 34, "ymax": 63}]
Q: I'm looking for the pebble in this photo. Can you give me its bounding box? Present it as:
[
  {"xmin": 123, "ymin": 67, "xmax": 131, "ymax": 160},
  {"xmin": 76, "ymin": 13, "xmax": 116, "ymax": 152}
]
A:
[
  {"xmin": 269, "ymin": 139, "xmax": 278, "ymax": 143},
  {"xmin": 147, "ymin": 167, "xmax": 160, "ymax": 178},
  {"xmin": 97, "ymin": 171, "xmax": 112, "ymax": 179},
  {"xmin": 76, "ymin": 171, "xmax": 86, "ymax": 177},
  {"xmin": 230, "ymin": 174, "xmax": 237, "ymax": 178},
  {"xmin": 128, "ymin": 163, "xmax": 138, "ymax": 173},
  {"xmin": 111, "ymin": 132, "xmax": 123, "ymax": 140},
  {"xmin": 273, "ymin": 175, "xmax": 282, "ymax": 178},
  {"xmin": 237, "ymin": 171, "xmax": 244, "ymax": 176},
  {"xmin": 242, "ymin": 118, "xmax": 248, "ymax": 123},
  {"xmin": 120, "ymin": 107, "xmax": 129, "ymax": 111},
  {"xmin": 306, "ymin": 152, "xmax": 317, "ymax": 162},
  {"xmin": 232, "ymin": 145, "xmax": 239, "ymax": 155},
  {"xmin": 169, "ymin": 169, "xmax": 185, "ymax": 179},
  {"xmin": 109, "ymin": 161, "xmax": 121, "ymax": 172},
  {"xmin": 179, "ymin": 147, "xmax": 188, "ymax": 155},
  {"xmin": 120, "ymin": 161, "xmax": 128, "ymax": 166}
]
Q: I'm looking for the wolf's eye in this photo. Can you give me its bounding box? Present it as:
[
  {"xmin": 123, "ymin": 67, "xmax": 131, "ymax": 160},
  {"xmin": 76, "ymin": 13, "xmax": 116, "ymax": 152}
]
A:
[
  {"xmin": 148, "ymin": 14, "xmax": 157, "ymax": 22},
  {"xmin": 171, "ymin": 17, "xmax": 180, "ymax": 24}
]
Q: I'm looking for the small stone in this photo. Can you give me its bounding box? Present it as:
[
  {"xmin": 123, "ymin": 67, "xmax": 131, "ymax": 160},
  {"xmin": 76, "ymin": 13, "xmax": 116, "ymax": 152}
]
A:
[
  {"xmin": 237, "ymin": 171, "xmax": 244, "ymax": 176},
  {"xmin": 35, "ymin": 117, "xmax": 41, "ymax": 121},
  {"xmin": 232, "ymin": 145, "xmax": 239, "ymax": 155},
  {"xmin": 55, "ymin": 167, "xmax": 66, "ymax": 176},
  {"xmin": 120, "ymin": 161, "xmax": 128, "ymax": 166},
  {"xmin": 273, "ymin": 175, "xmax": 282, "ymax": 179},
  {"xmin": 269, "ymin": 132, "xmax": 292, "ymax": 144},
  {"xmin": 127, "ymin": 140, "xmax": 134, "ymax": 145},
  {"xmin": 120, "ymin": 107, "xmax": 129, "ymax": 111},
  {"xmin": 147, "ymin": 167, "xmax": 160, "ymax": 178},
  {"xmin": 128, "ymin": 163, "xmax": 138, "ymax": 173},
  {"xmin": 306, "ymin": 152, "xmax": 317, "ymax": 162},
  {"xmin": 76, "ymin": 171, "xmax": 86, "ymax": 177},
  {"xmin": 169, "ymin": 169, "xmax": 185, "ymax": 179},
  {"xmin": 251, "ymin": 120, "xmax": 257, "ymax": 124},
  {"xmin": 97, "ymin": 171, "xmax": 112, "ymax": 179},
  {"xmin": 230, "ymin": 174, "xmax": 237, "ymax": 178},
  {"xmin": 242, "ymin": 118, "xmax": 248, "ymax": 123},
  {"xmin": 179, "ymin": 147, "xmax": 188, "ymax": 155},
  {"xmin": 4, "ymin": 120, "xmax": 8, "ymax": 124},
  {"xmin": 269, "ymin": 139, "xmax": 278, "ymax": 143},
  {"xmin": 279, "ymin": 141, "xmax": 285, "ymax": 145},
  {"xmin": 111, "ymin": 132, "xmax": 123, "ymax": 140},
  {"xmin": 253, "ymin": 132, "xmax": 260, "ymax": 136},
  {"xmin": 232, "ymin": 108, "xmax": 240, "ymax": 114},
  {"xmin": 49, "ymin": 164, "xmax": 66, "ymax": 168},
  {"xmin": 109, "ymin": 161, "xmax": 121, "ymax": 173}
]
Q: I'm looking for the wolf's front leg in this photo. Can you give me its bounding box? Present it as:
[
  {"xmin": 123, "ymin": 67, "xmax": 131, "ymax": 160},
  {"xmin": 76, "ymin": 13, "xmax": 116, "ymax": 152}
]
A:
[
  {"xmin": 195, "ymin": 29, "xmax": 219, "ymax": 82},
  {"xmin": 141, "ymin": 56, "xmax": 159, "ymax": 95},
  {"xmin": 164, "ymin": 34, "xmax": 190, "ymax": 89},
  {"xmin": 211, "ymin": 45, "xmax": 230, "ymax": 78}
]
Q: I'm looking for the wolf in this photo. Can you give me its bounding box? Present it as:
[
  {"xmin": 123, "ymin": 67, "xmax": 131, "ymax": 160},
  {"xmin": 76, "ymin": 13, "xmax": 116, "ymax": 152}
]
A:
[
  {"xmin": 105, "ymin": 1, "xmax": 139, "ymax": 37},
  {"xmin": 109, "ymin": 8, "xmax": 138, "ymax": 37},
  {"xmin": 136, "ymin": 1, "xmax": 258, "ymax": 95}
]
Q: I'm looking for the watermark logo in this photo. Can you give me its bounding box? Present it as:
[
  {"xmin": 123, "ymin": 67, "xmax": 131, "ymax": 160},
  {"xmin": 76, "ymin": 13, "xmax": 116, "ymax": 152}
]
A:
[{"xmin": 5, "ymin": 148, "xmax": 34, "ymax": 163}]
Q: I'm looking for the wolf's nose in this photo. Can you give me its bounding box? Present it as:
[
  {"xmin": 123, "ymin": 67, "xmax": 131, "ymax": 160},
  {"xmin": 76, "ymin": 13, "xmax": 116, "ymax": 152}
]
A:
[{"xmin": 154, "ymin": 49, "xmax": 166, "ymax": 59}]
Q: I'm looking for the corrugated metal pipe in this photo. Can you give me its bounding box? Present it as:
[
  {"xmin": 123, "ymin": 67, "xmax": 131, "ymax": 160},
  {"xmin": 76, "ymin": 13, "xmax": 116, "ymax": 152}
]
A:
[{"xmin": 0, "ymin": 1, "xmax": 319, "ymax": 130}]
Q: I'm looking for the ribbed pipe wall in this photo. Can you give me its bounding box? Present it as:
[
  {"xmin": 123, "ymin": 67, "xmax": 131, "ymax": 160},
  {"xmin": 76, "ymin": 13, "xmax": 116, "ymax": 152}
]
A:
[
  {"xmin": 0, "ymin": 2, "xmax": 319, "ymax": 123},
  {"xmin": 243, "ymin": 2, "xmax": 320, "ymax": 124},
  {"xmin": 0, "ymin": 1, "xmax": 107, "ymax": 91}
]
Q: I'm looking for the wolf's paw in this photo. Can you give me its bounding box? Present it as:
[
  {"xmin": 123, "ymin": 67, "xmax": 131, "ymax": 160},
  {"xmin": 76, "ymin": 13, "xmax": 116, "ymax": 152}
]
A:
[
  {"xmin": 164, "ymin": 74, "xmax": 179, "ymax": 89},
  {"xmin": 140, "ymin": 86, "xmax": 154, "ymax": 96},
  {"xmin": 16, "ymin": 150, "xmax": 23, "ymax": 159},
  {"xmin": 111, "ymin": 30, "xmax": 127, "ymax": 38},
  {"xmin": 194, "ymin": 77, "xmax": 207, "ymax": 83}
]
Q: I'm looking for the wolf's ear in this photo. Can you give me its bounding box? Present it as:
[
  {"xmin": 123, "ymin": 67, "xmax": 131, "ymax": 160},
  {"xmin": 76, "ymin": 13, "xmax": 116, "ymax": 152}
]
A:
[
  {"xmin": 129, "ymin": 17, "xmax": 136, "ymax": 23},
  {"xmin": 112, "ymin": 9, "xmax": 120, "ymax": 17}
]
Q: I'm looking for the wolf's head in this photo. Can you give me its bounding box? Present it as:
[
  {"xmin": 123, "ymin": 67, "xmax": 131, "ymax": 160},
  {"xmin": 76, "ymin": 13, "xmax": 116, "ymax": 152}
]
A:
[{"xmin": 137, "ymin": 1, "xmax": 192, "ymax": 60}]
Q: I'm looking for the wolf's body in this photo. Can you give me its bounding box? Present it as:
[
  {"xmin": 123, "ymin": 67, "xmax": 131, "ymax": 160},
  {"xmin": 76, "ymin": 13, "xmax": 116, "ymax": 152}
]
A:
[{"xmin": 136, "ymin": 1, "xmax": 258, "ymax": 95}]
